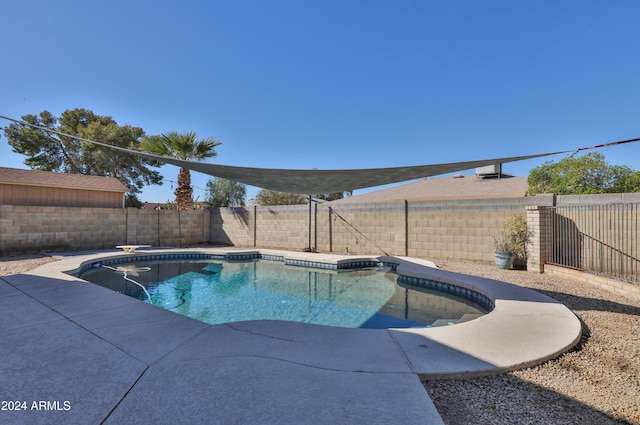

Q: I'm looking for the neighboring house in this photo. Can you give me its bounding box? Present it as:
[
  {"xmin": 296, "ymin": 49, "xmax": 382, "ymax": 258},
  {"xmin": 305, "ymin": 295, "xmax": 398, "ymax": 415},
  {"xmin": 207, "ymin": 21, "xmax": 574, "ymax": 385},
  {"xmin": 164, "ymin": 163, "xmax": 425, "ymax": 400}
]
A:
[
  {"xmin": 142, "ymin": 201, "xmax": 210, "ymax": 210},
  {"xmin": 332, "ymin": 171, "xmax": 528, "ymax": 204},
  {"xmin": 142, "ymin": 202, "xmax": 170, "ymax": 210},
  {"xmin": 0, "ymin": 166, "xmax": 129, "ymax": 208}
]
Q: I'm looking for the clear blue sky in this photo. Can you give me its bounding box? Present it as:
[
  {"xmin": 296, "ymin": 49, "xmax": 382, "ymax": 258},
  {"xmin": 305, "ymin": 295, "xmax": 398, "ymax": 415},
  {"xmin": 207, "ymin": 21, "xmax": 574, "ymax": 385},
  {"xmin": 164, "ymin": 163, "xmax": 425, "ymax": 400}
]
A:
[{"xmin": 1, "ymin": 1, "xmax": 639, "ymax": 202}]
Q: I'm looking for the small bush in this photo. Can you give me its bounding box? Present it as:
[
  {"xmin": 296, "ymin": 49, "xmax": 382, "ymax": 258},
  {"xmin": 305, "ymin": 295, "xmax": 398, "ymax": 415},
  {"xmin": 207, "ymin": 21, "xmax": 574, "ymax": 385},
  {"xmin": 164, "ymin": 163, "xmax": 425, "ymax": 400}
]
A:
[{"xmin": 493, "ymin": 214, "xmax": 534, "ymax": 260}]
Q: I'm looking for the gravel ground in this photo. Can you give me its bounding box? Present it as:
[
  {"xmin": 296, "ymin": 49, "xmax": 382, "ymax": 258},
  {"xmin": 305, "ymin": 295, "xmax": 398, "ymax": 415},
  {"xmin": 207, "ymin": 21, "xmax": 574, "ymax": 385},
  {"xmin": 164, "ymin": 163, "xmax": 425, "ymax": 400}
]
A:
[
  {"xmin": 424, "ymin": 260, "xmax": 640, "ymax": 425},
  {"xmin": 2, "ymin": 255, "xmax": 638, "ymax": 424},
  {"xmin": 0, "ymin": 254, "xmax": 56, "ymax": 276}
]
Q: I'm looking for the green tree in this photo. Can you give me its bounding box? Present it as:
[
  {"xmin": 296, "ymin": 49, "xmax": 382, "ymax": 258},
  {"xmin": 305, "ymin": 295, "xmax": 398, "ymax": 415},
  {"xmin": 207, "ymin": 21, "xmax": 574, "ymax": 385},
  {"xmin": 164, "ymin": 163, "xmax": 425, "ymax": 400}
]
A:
[
  {"xmin": 527, "ymin": 152, "xmax": 640, "ymax": 195},
  {"xmin": 206, "ymin": 177, "xmax": 246, "ymax": 207},
  {"xmin": 125, "ymin": 193, "xmax": 145, "ymax": 208},
  {"xmin": 256, "ymin": 189, "xmax": 308, "ymax": 206},
  {"xmin": 626, "ymin": 171, "xmax": 640, "ymax": 191},
  {"xmin": 142, "ymin": 131, "xmax": 221, "ymax": 210},
  {"xmin": 3, "ymin": 109, "xmax": 163, "ymax": 194}
]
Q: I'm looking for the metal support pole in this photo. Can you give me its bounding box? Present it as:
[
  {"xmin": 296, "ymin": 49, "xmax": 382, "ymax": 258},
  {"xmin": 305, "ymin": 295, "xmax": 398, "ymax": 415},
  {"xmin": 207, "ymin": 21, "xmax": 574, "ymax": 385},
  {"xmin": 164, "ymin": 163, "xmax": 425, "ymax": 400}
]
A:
[
  {"xmin": 314, "ymin": 202, "xmax": 318, "ymax": 252},
  {"xmin": 405, "ymin": 200, "xmax": 409, "ymax": 256},
  {"xmin": 329, "ymin": 207, "xmax": 333, "ymax": 253},
  {"xmin": 308, "ymin": 195, "xmax": 312, "ymax": 251}
]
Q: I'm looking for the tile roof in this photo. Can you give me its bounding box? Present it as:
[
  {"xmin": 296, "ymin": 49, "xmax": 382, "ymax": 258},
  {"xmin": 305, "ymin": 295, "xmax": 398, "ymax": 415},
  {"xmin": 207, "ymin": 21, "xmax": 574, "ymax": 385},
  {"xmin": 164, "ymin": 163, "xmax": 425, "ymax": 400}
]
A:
[
  {"xmin": 0, "ymin": 166, "xmax": 129, "ymax": 193},
  {"xmin": 332, "ymin": 173, "xmax": 528, "ymax": 204}
]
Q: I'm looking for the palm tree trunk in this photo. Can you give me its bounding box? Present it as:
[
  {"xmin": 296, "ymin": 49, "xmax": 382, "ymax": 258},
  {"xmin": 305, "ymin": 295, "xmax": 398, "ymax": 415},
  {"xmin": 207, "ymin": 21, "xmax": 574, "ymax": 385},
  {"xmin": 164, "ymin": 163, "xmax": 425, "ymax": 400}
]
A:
[{"xmin": 175, "ymin": 167, "xmax": 193, "ymax": 210}]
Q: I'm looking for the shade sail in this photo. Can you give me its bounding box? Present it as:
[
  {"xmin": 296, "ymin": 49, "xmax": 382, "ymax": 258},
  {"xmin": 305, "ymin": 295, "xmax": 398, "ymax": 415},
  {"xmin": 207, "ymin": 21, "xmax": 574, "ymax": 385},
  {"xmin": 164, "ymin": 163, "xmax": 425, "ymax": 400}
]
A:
[
  {"xmin": 0, "ymin": 114, "xmax": 569, "ymax": 193},
  {"xmin": 126, "ymin": 149, "xmax": 569, "ymax": 194},
  {"xmin": 3, "ymin": 114, "xmax": 637, "ymax": 195}
]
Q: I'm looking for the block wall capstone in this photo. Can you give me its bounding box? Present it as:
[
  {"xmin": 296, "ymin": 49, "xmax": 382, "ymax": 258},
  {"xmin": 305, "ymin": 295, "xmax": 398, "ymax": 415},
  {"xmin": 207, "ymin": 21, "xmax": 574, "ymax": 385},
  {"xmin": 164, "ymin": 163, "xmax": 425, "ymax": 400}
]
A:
[{"xmin": 555, "ymin": 193, "xmax": 640, "ymax": 206}]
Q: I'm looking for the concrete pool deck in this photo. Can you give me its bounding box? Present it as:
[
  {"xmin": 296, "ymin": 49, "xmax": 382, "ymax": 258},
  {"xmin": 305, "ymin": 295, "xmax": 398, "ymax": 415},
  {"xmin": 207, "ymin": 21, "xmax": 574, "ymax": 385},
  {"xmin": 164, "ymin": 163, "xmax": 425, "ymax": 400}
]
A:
[{"xmin": 0, "ymin": 248, "xmax": 582, "ymax": 424}]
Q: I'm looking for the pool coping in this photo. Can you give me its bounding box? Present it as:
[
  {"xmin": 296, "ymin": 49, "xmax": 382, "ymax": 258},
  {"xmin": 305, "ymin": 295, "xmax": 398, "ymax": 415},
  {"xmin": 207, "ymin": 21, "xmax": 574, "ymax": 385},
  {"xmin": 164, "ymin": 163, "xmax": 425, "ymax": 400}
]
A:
[
  {"xmin": 29, "ymin": 247, "xmax": 582, "ymax": 377},
  {"xmin": 0, "ymin": 248, "xmax": 583, "ymax": 424}
]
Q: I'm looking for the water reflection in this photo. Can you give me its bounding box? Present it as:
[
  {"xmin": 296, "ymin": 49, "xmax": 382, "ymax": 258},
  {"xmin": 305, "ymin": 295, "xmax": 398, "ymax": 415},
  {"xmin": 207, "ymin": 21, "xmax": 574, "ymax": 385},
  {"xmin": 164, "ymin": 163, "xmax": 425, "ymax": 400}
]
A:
[{"xmin": 80, "ymin": 260, "xmax": 488, "ymax": 329}]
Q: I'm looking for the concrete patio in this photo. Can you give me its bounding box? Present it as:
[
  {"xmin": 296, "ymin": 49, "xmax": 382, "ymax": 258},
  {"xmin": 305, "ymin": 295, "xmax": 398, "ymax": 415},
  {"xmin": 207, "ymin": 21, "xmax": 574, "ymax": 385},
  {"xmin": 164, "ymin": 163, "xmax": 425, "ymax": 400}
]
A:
[{"xmin": 0, "ymin": 249, "xmax": 582, "ymax": 424}]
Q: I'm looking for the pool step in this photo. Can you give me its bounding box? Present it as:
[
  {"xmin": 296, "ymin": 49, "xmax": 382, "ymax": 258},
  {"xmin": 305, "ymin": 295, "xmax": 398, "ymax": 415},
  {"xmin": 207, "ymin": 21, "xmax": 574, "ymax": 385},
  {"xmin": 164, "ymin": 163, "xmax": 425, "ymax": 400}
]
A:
[
  {"xmin": 431, "ymin": 313, "xmax": 484, "ymax": 327},
  {"xmin": 458, "ymin": 313, "xmax": 484, "ymax": 323},
  {"xmin": 430, "ymin": 319, "xmax": 458, "ymax": 327}
]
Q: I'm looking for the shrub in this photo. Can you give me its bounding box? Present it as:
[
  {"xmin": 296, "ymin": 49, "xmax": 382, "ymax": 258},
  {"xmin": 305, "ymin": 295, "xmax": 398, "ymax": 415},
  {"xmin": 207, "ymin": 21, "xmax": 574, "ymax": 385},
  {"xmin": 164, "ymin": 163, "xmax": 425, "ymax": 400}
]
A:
[{"xmin": 493, "ymin": 214, "xmax": 534, "ymax": 260}]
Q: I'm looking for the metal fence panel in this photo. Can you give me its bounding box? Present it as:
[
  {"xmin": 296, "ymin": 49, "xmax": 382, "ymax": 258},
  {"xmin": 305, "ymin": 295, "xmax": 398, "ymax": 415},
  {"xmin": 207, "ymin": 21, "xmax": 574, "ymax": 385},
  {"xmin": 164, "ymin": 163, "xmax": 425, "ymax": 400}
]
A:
[{"xmin": 546, "ymin": 204, "xmax": 639, "ymax": 284}]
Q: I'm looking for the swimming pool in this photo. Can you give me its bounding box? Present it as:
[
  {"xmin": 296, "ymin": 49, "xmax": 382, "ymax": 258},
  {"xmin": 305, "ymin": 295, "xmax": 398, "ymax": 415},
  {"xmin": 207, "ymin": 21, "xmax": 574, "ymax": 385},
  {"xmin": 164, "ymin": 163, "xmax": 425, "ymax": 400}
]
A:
[{"xmin": 78, "ymin": 256, "xmax": 491, "ymax": 329}]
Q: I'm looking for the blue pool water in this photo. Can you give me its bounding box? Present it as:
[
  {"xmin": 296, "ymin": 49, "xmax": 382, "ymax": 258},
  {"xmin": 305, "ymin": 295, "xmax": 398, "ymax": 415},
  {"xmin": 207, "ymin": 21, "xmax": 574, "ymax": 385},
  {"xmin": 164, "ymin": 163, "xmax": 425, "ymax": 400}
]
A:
[{"xmin": 79, "ymin": 259, "xmax": 489, "ymax": 329}]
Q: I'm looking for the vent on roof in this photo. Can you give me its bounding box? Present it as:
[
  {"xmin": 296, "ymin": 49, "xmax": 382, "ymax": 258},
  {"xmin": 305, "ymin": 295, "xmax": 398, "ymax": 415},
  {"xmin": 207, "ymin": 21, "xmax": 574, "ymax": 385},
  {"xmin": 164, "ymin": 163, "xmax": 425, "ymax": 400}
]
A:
[
  {"xmin": 452, "ymin": 174, "xmax": 464, "ymax": 179},
  {"xmin": 476, "ymin": 164, "xmax": 502, "ymax": 178}
]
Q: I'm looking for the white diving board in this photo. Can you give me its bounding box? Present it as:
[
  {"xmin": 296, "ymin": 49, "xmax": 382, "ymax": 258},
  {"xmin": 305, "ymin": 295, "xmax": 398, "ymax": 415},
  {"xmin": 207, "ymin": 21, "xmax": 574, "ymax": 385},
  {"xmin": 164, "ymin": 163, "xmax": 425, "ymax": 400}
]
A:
[{"xmin": 115, "ymin": 245, "xmax": 151, "ymax": 253}]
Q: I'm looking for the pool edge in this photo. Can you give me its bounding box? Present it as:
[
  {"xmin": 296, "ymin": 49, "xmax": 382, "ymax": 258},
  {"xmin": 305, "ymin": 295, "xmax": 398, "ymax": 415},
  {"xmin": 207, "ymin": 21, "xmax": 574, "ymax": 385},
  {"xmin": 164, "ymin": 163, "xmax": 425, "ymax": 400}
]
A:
[{"xmin": 28, "ymin": 247, "xmax": 583, "ymax": 377}]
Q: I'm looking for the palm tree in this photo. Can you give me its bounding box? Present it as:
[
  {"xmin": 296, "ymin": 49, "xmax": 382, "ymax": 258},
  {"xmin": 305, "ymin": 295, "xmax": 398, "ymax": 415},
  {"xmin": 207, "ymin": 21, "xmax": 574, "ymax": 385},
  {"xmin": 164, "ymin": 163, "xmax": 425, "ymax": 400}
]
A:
[{"xmin": 142, "ymin": 131, "xmax": 220, "ymax": 210}]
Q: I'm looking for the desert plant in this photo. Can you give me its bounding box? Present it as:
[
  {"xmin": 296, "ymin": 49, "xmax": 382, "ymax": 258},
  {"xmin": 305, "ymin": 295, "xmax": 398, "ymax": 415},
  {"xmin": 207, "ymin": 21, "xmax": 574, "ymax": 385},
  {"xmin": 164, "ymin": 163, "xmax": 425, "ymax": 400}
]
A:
[{"xmin": 493, "ymin": 213, "xmax": 534, "ymax": 260}]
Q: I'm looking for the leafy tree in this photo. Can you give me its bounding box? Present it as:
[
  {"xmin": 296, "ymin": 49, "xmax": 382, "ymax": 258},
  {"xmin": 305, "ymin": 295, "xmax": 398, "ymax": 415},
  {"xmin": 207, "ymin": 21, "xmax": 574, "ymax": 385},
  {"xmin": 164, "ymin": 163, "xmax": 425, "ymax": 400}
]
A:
[
  {"xmin": 255, "ymin": 189, "xmax": 308, "ymax": 206},
  {"xmin": 3, "ymin": 109, "xmax": 163, "ymax": 194},
  {"xmin": 125, "ymin": 193, "xmax": 145, "ymax": 208},
  {"xmin": 527, "ymin": 152, "xmax": 640, "ymax": 195},
  {"xmin": 627, "ymin": 171, "xmax": 640, "ymax": 190},
  {"xmin": 609, "ymin": 169, "xmax": 640, "ymax": 193},
  {"xmin": 142, "ymin": 131, "xmax": 221, "ymax": 210},
  {"xmin": 206, "ymin": 177, "xmax": 246, "ymax": 207}
]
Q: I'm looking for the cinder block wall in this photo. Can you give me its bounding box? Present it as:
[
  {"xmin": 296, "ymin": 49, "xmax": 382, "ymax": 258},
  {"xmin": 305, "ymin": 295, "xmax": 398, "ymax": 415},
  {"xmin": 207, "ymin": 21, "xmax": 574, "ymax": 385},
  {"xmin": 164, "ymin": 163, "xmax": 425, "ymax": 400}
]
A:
[
  {"xmin": 0, "ymin": 206, "xmax": 209, "ymax": 255},
  {"xmin": 315, "ymin": 198, "xmax": 533, "ymax": 260},
  {"xmin": 126, "ymin": 209, "xmax": 158, "ymax": 246},
  {"xmin": 316, "ymin": 202, "xmax": 406, "ymax": 255},
  {"xmin": 210, "ymin": 205, "xmax": 313, "ymax": 250},
  {"xmin": 0, "ymin": 205, "xmax": 126, "ymax": 254},
  {"xmin": 210, "ymin": 207, "xmax": 255, "ymax": 247},
  {"xmin": 404, "ymin": 199, "xmax": 532, "ymax": 262},
  {"xmin": 125, "ymin": 209, "xmax": 207, "ymax": 247},
  {"xmin": 210, "ymin": 197, "xmax": 542, "ymax": 261},
  {"xmin": 5, "ymin": 193, "xmax": 638, "ymax": 268},
  {"xmin": 256, "ymin": 205, "xmax": 310, "ymax": 250}
]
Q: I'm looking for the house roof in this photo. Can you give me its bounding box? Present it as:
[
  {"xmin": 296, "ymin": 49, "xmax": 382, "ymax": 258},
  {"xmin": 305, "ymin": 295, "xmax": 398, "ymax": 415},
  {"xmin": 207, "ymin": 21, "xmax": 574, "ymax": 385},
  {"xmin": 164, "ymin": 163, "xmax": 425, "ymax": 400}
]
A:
[
  {"xmin": 0, "ymin": 167, "xmax": 129, "ymax": 193},
  {"xmin": 331, "ymin": 173, "xmax": 528, "ymax": 204},
  {"xmin": 142, "ymin": 201, "xmax": 210, "ymax": 210}
]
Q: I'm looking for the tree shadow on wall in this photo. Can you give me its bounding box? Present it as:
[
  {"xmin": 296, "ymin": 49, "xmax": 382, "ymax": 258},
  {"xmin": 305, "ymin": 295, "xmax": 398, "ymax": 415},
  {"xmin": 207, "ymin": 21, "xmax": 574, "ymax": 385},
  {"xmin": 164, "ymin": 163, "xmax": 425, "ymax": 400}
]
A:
[{"xmin": 209, "ymin": 207, "xmax": 251, "ymax": 246}]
